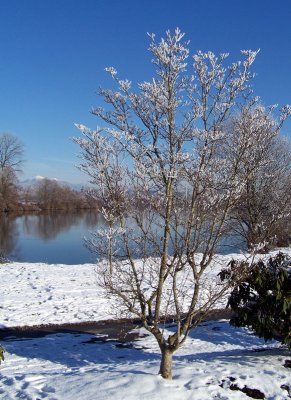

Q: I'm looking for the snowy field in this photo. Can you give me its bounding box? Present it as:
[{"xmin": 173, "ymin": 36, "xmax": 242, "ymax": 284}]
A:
[
  {"xmin": 1, "ymin": 250, "xmax": 290, "ymax": 399},
  {"xmin": 1, "ymin": 262, "xmax": 116, "ymax": 328},
  {"xmin": 1, "ymin": 253, "xmax": 250, "ymax": 328}
]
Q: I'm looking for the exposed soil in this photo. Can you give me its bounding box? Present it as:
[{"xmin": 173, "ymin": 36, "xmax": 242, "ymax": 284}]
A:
[
  {"xmin": 220, "ymin": 377, "xmax": 266, "ymax": 399},
  {"xmin": 229, "ymin": 384, "xmax": 265, "ymax": 399},
  {"xmin": 0, "ymin": 308, "xmax": 234, "ymax": 342},
  {"xmin": 0, "ymin": 319, "xmax": 139, "ymax": 342},
  {"xmin": 280, "ymin": 384, "xmax": 291, "ymax": 398}
]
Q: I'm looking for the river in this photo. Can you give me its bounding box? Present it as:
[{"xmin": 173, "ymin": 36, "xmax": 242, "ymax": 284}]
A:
[
  {"xmin": 0, "ymin": 211, "xmax": 103, "ymax": 264},
  {"xmin": 0, "ymin": 211, "xmax": 245, "ymax": 264}
]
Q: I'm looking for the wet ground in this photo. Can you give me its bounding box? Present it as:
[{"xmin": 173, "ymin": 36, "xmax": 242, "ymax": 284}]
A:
[{"xmin": 0, "ymin": 309, "xmax": 234, "ymax": 343}]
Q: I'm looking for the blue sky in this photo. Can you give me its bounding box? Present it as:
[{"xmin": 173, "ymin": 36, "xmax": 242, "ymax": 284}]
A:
[{"xmin": 0, "ymin": 0, "xmax": 291, "ymax": 184}]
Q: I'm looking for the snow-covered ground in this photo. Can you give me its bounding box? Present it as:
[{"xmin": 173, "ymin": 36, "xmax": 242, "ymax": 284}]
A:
[
  {"xmin": 1, "ymin": 262, "xmax": 116, "ymax": 328},
  {"xmin": 1, "ymin": 250, "xmax": 290, "ymax": 399},
  {"xmin": 1, "ymin": 253, "xmax": 250, "ymax": 328},
  {"xmin": 1, "ymin": 321, "xmax": 290, "ymax": 399}
]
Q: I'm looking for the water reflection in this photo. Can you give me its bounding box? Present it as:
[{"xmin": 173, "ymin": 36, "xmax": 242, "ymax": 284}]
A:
[
  {"xmin": 0, "ymin": 211, "xmax": 103, "ymax": 264},
  {"xmin": 0, "ymin": 211, "xmax": 245, "ymax": 264},
  {"xmin": 21, "ymin": 211, "xmax": 102, "ymax": 240},
  {"xmin": 0, "ymin": 214, "xmax": 19, "ymax": 258}
]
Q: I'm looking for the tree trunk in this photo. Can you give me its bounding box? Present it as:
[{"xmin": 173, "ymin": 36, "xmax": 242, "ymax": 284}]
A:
[{"xmin": 159, "ymin": 348, "xmax": 173, "ymax": 379}]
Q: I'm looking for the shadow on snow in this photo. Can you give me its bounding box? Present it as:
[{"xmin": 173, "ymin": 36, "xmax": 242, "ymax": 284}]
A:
[{"xmin": 1, "ymin": 320, "xmax": 287, "ymax": 371}]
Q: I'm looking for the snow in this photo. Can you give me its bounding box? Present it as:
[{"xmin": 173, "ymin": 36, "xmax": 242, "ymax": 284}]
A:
[
  {"xmin": 1, "ymin": 263, "xmax": 116, "ymax": 328},
  {"xmin": 35, "ymin": 175, "xmax": 57, "ymax": 181},
  {"xmin": 1, "ymin": 322, "xmax": 290, "ymax": 399},
  {"xmin": 1, "ymin": 250, "xmax": 290, "ymax": 399},
  {"xmin": 1, "ymin": 255, "xmax": 239, "ymax": 328},
  {"xmin": 1, "ymin": 251, "xmax": 287, "ymax": 329}
]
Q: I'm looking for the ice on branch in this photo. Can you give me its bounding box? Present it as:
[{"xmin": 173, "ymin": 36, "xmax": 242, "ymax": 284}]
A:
[
  {"xmin": 74, "ymin": 123, "xmax": 89, "ymax": 133},
  {"xmin": 241, "ymin": 49, "xmax": 260, "ymax": 66},
  {"xmin": 280, "ymin": 104, "xmax": 291, "ymax": 122},
  {"xmin": 105, "ymin": 66, "xmax": 117, "ymax": 78},
  {"xmin": 118, "ymin": 79, "xmax": 131, "ymax": 92},
  {"xmin": 95, "ymin": 226, "xmax": 126, "ymax": 240}
]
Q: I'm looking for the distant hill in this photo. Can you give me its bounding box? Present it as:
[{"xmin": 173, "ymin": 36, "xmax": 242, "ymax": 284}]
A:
[{"xmin": 20, "ymin": 176, "xmax": 86, "ymax": 192}]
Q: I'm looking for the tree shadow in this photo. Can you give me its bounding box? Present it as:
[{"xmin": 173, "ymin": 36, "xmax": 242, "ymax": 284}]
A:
[
  {"xmin": 1, "ymin": 320, "xmax": 287, "ymax": 373},
  {"xmin": 188, "ymin": 320, "xmax": 270, "ymax": 348},
  {"xmin": 2, "ymin": 328, "xmax": 158, "ymax": 372}
]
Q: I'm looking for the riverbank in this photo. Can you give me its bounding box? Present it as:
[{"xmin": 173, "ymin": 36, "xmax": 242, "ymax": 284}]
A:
[
  {"xmin": 1, "ymin": 256, "xmax": 238, "ymax": 329},
  {"xmin": 1, "ymin": 248, "xmax": 291, "ymax": 329},
  {"xmin": 1, "ymin": 262, "xmax": 114, "ymax": 328}
]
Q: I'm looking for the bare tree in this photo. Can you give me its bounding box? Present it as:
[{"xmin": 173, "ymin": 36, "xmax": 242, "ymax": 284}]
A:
[
  {"xmin": 0, "ymin": 133, "xmax": 24, "ymax": 171},
  {"xmin": 0, "ymin": 167, "xmax": 19, "ymax": 211},
  {"xmin": 34, "ymin": 178, "xmax": 87, "ymax": 210},
  {"xmin": 0, "ymin": 133, "xmax": 24, "ymax": 211},
  {"xmin": 74, "ymin": 29, "xmax": 290, "ymax": 379}
]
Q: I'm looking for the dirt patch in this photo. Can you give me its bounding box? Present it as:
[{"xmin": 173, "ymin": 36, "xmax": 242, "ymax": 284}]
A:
[
  {"xmin": 0, "ymin": 319, "xmax": 139, "ymax": 342},
  {"xmin": 229, "ymin": 384, "xmax": 265, "ymax": 399},
  {"xmin": 220, "ymin": 377, "xmax": 265, "ymax": 399},
  {"xmin": 280, "ymin": 384, "xmax": 291, "ymax": 398},
  {"xmin": 0, "ymin": 308, "xmax": 234, "ymax": 342}
]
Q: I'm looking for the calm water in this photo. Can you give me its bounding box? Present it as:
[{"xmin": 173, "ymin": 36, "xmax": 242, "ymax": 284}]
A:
[
  {"xmin": 0, "ymin": 211, "xmax": 245, "ymax": 265},
  {"xmin": 0, "ymin": 211, "xmax": 103, "ymax": 264}
]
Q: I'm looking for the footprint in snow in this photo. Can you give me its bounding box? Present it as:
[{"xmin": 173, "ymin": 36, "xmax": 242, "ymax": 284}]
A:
[{"xmin": 0, "ymin": 376, "xmax": 15, "ymax": 386}]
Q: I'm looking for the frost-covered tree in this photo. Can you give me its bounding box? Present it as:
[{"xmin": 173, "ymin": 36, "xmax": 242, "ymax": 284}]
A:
[
  {"xmin": 74, "ymin": 29, "xmax": 290, "ymax": 379},
  {"xmin": 228, "ymin": 106, "xmax": 291, "ymax": 251}
]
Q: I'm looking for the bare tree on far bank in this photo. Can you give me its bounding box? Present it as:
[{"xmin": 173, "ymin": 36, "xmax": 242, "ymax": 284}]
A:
[
  {"xmin": 0, "ymin": 133, "xmax": 24, "ymax": 211},
  {"xmin": 30, "ymin": 178, "xmax": 96, "ymax": 211},
  {"xmin": 74, "ymin": 29, "xmax": 291, "ymax": 379},
  {"xmin": 0, "ymin": 134, "xmax": 99, "ymax": 212}
]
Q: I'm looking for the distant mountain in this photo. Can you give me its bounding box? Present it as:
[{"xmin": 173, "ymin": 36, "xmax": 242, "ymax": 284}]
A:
[{"xmin": 20, "ymin": 176, "xmax": 86, "ymax": 192}]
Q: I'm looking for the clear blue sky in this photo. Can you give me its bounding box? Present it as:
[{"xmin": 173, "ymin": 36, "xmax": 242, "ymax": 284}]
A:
[{"xmin": 0, "ymin": 0, "xmax": 291, "ymax": 183}]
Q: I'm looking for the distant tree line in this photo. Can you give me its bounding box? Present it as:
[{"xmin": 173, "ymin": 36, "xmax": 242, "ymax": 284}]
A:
[
  {"xmin": 0, "ymin": 133, "xmax": 98, "ymax": 212},
  {"xmin": 20, "ymin": 178, "xmax": 98, "ymax": 211}
]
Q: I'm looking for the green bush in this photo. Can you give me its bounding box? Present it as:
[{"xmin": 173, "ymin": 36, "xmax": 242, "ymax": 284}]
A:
[{"xmin": 227, "ymin": 252, "xmax": 291, "ymax": 348}]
